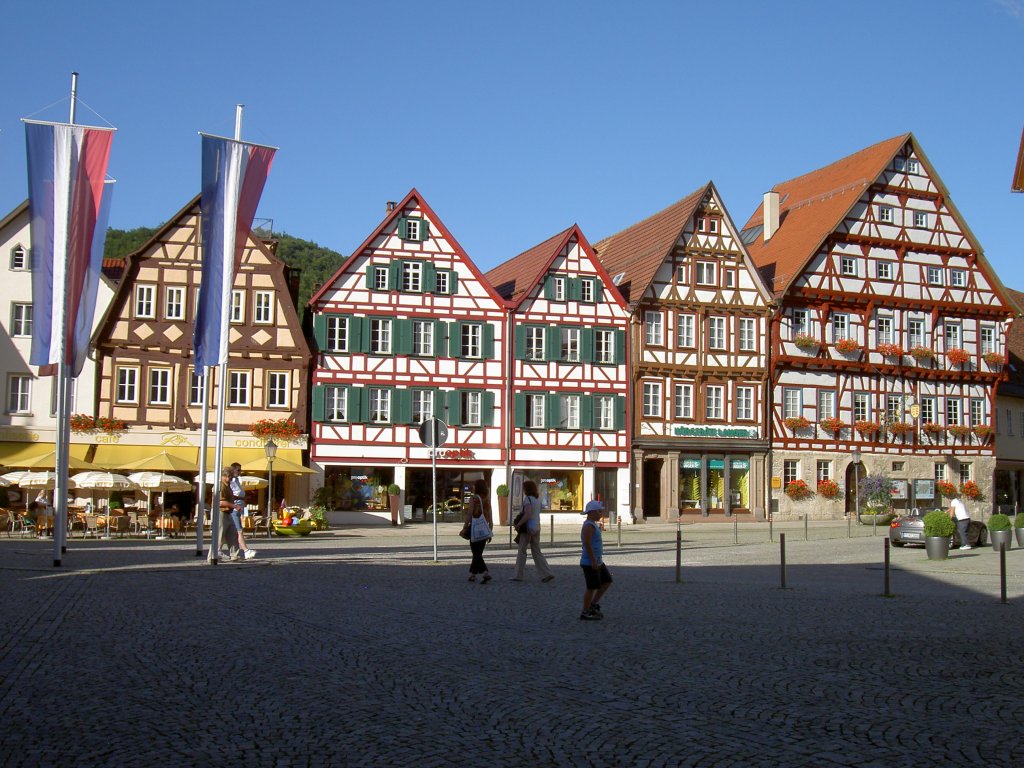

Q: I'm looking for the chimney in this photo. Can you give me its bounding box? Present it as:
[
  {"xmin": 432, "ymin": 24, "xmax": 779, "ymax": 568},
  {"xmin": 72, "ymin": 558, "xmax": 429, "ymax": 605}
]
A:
[
  {"xmin": 386, "ymin": 201, "xmax": 397, "ymax": 213},
  {"xmin": 763, "ymin": 191, "xmax": 780, "ymax": 241}
]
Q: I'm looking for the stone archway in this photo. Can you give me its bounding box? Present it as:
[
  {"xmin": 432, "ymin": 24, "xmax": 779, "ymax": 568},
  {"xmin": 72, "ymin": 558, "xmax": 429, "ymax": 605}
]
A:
[{"xmin": 845, "ymin": 460, "xmax": 866, "ymax": 517}]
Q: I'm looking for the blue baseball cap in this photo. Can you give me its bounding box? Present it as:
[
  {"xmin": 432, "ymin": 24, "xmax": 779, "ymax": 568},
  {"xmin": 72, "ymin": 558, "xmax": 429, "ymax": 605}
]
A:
[{"xmin": 583, "ymin": 500, "xmax": 605, "ymax": 515}]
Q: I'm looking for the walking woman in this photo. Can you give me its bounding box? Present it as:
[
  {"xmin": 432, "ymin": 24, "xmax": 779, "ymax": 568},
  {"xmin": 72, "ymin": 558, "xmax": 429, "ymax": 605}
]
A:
[
  {"xmin": 465, "ymin": 479, "xmax": 493, "ymax": 583},
  {"xmin": 510, "ymin": 480, "xmax": 554, "ymax": 582}
]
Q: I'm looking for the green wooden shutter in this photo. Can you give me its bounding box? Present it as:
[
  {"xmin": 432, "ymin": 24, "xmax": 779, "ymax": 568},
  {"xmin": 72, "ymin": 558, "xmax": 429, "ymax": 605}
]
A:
[
  {"xmin": 433, "ymin": 388, "xmax": 446, "ymax": 418},
  {"xmin": 311, "ymin": 385, "xmax": 326, "ymax": 422},
  {"xmin": 365, "ymin": 264, "xmax": 377, "ymax": 290},
  {"xmin": 580, "ymin": 395, "xmax": 593, "ymax": 429},
  {"xmin": 388, "ymin": 261, "xmax": 402, "ymax": 291},
  {"xmin": 313, "ymin": 314, "xmax": 327, "ymax": 351},
  {"xmin": 546, "ymin": 394, "xmax": 560, "ymax": 429},
  {"xmin": 394, "ymin": 389, "xmax": 412, "ymax": 425},
  {"xmin": 449, "ymin": 322, "xmax": 462, "ymax": 357},
  {"xmin": 448, "ymin": 270, "xmax": 458, "ymax": 295},
  {"xmin": 420, "ymin": 220, "xmax": 431, "ymax": 241},
  {"xmin": 614, "ymin": 329, "xmax": 626, "ymax": 364},
  {"xmin": 544, "ymin": 276, "xmax": 555, "ymax": 300},
  {"xmin": 447, "ymin": 389, "xmax": 462, "ymax": 426},
  {"xmin": 348, "ymin": 316, "xmax": 365, "ymax": 353},
  {"xmin": 397, "ymin": 218, "xmax": 408, "ymax": 240},
  {"xmin": 394, "ymin": 319, "xmax": 412, "ymax": 355},
  {"xmin": 347, "ymin": 387, "xmax": 363, "ymax": 424},
  {"xmin": 482, "ymin": 323, "xmax": 495, "ymax": 358},
  {"xmin": 423, "ymin": 262, "xmax": 436, "ymax": 293},
  {"xmin": 568, "ymin": 277, "xmax": 582, "ymax": 301},
  {"xmin": 481, "ymin": 391, "xmax": 495, "ymax": 426},
  {"xmin": 514, "ymin": 326, "xmax": 527, "ymax": 359},
  {"xmin": 433, "ymin": 320, "xmax": 446, "ymax": 358},
  {"xmin": 581, "ymin": 327, "xmax": 594, "ymax": 363},
  {"xmin": 546, "ymin": 326, "xmax": 560, "ymax": 362},
  {"xmin": 593, "ymin": 278, "xmax": 604, "ymax": 302},
  {"xmin": 514, "ymin": 393, "xmax": 527, "ymax": 428},
  {"xmin": 614, "ymin": 395, "xmax": 627, "ymax": 430}
]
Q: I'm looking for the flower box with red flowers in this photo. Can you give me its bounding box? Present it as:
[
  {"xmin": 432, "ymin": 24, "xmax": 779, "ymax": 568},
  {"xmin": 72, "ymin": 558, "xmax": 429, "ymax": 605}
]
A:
[
  {"xmin": 251, "ymin": 418, "xmax": 302, "ymax": 440},
  {"xmin": 972, "ymin": 424, "xmax": 993, "ymax": 438},
  {"xmin": 935, "ymin": 480, "xmax": 958, "ymax": 497},
  {"xmin": 819, "ymin": 417, "xmax": 846, "ymax": 434},
  {"xmin": 69, "ymin": 414, "xmax": 96, "ymax": 433},
  {"xmin": 887, "ymin": 422, "xmax": 914, "ymax": 435},
  {"xmin": 793, "ymin": 333, "xmax": 819, "ymax": 351},
  {"xmin": 784, "ymin": 479, "xmax": 812, "ymax": 500},
  {"xmin": 835, "ymin": 338, "xmax": 860, "ymax": 354},
  {"xmin": 854, "ymin": 420, "xmax": 880, "ymax": 437},
  {"xmin": 909, "ymin": 346, "xmax": 935, "ymax": 362},
  {"xmin": 945, "ymin": 348, "xmax": 970, "ymax": 365},
  {"xmin": 921, "ymin": 422, "xmax": 945, "ymax": 434},
  {"xmin": 784, "ymin": 416, "xmax": 810, "ymax": 431},
  {"xmin": 947, "ymin": 424, "xmax": 971, "ymax": 438},
  {"xmin": 877, "ymin": 343, "xmax": 903, "ymax": 358},
  {"xmin": 983, "ymin": 351, "xmax": 1004, "ymax": 367},
  {"xmin": 960, "ymin": 481, "xmax": 982, "ymax": 500},
  {"xmin": 97, "ymin": 417, "xmax": 127, "ymax": 434},
  {"xmin": 816, "ymin": 479, "xmax": 840, "ymax": 499}
]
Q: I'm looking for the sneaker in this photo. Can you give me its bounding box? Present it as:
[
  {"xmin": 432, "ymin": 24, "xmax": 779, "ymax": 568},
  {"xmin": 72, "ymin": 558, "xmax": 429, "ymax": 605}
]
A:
[
  {"xmin": 468, "ymin": 575, "xmax": 476, "ymax": 582},
  {"xmin": 220, "ymin": 548, "xmax": 231, "ymax": 558},
  {"xmin": 591, "ymin": 603, "xmax": 603, "ymax": 617},
  {"xmin": 243, "ymin": 549, "xmax": 256, "ymax": 560},
  {"xmin": 229, "ymin": 552, "xmax": 241, "ymax": 561},
  {"xmin": 579, "ymin": 610, "xmax": 602, "ymax": 621},
  {"xmin": 959, "ymin": 545, "xmax": 972, "ymax": 550},
  {"xmin": 481, "ymin": 574, "xmax": 492, "ymax": 584},
  {"xmin": 541, "ymin": 575, "xmax": 555, "ymax": 583}
]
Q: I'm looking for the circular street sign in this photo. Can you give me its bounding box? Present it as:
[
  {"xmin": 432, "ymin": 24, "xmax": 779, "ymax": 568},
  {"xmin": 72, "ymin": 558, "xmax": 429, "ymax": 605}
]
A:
[{"xmin": 417, "ymin": 418, "xmax": 449, "ymax": 448}]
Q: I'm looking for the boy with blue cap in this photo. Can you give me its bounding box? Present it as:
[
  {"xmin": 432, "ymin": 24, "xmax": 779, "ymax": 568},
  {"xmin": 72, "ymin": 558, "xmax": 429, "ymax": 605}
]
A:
[{"xmin": 580, "ymin": 499, "xmax": 612, "ymax": 620}]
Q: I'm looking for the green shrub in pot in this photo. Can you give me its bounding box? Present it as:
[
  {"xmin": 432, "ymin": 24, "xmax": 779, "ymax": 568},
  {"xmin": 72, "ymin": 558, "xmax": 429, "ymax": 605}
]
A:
[
  {"xmin": 988, "ymin": 513, "xmax": 1012, "ymax": 532},
  {"xmin": 923, "ymin": 509, "xmax": 955, "ymax": 538},
  {"xmin": 1014, "ymin": 513, "xmax": 1024, "ymax": 529}
]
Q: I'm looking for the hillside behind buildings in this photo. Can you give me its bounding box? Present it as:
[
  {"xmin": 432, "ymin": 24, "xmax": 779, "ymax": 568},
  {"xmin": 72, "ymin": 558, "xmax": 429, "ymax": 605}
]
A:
[{"xmin": 103, "ymin": 226, "xmax": 345, "ymax": 311}]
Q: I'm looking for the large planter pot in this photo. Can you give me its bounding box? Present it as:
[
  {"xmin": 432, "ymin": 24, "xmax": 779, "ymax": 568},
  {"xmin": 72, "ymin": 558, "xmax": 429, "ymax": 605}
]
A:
[
  {"xmin": 389, "ymin": 495, "xmax": 400, "ymax": 526},
  {"xmin": 1015, "ymin": 528, "xmax": 1024, "ymax": 548},
  {"xmin": 859, "ymin": 513, "xmax": 894, "ymax": 527},
  {"xmin": 925, "ymin": 536, "xmax": 950, "ymax": 560},
  {"xmin": 990, "ymin": 529, "xmax": 1012, "ymax": 552},
  {"xmin": 497, "ymin": 496, "xmax": 509, "ymax": 526}
]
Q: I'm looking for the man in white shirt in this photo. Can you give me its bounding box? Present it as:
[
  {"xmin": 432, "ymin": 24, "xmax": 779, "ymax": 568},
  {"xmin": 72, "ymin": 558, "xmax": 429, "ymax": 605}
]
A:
[{"xmin": 948, "ymin": 496, "xmax": 971, "ymax": 550}]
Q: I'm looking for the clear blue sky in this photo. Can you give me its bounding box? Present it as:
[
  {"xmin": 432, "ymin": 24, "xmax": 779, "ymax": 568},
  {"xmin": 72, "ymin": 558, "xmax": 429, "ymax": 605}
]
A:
[{"xmin": 3, "ymin": 0, "xmax": 1022, "ymax": 286}]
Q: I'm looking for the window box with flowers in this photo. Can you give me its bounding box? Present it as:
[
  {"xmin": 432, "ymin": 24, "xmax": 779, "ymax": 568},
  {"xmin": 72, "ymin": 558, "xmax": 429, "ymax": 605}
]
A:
[
  {"xmin": 972, "ymin": 424, "xmax": 993, "ymax": 438},
  {"xmin": 854, "ymin": 420, "xmax": 880, "ymax": 437},
  {"xmin": 819, "ymin": 417, "xmax": 846, "ymax": 435},
  {"xmin": 97, "ymin": 417, "xmax": 127, "ymax": 434},
  {"xmin": 250, "ymin": 418, "xmax": 302, "ymax": 440},
  {"xmin": 921, "ymin": 422, "xmax": 945, "ymax": 435},
  {"xmin": 785, "ymin": 479, "xmax": 812, "ymax": 500},
  {"xmin": 945, "ymin": 348, "xmax": 970, "ymax": 366},
  {"xmin": 909, "ymin": 346, "xmax": 935, "ymax": 362},
  {"xmin": 983, "ymin": 351, "xmax": 1004, "ymax": 367},
  {"xmin": 817, "ymin": 479, "xmax": 840, "ymax": 499},
  {"xmin": 877, "ymin": 343, "xmax": 903, "ymax": 359},
  {"xmin": 71, "ymin": 414, "xmax": 127, "ymax": 434},
  {"xmin": 947, "ymin": 424, "xmax": 971, "ymax": 439},
  {"xmin": 70, "ymin": 414, "xmax": 96, "ymax": 433},
  {"xmin": 784, "ymin": 416, "xmax": 810, "ymax": 432},
  {"xmin": 960, "ymin": 480, "xmax": 982, "ymax": 500},
  {"xmin": 793, "ymin": 333, "xmax": 819, "ymax": 351},
  {"xmin": 935, "ymin": 479, "xmax": 958, "ymax": 498},
  {"xmin": 887, "ymin": 422, "xmax": 914, "ymax": 436},
  {"xmin": 834, "ymin": 338, "xmax": 860, "ymax": 354}
]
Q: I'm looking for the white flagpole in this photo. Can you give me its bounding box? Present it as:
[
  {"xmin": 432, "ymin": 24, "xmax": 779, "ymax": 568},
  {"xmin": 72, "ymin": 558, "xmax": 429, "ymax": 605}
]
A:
[{"xmin": 196, "ymin": 371, "xmax": 210, "ymax": 557}]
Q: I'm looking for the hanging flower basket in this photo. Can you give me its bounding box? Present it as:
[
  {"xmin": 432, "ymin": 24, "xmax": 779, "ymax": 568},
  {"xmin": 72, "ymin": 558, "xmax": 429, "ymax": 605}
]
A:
[
  {"xmin": 784, "ymin": 416, "xmax": 810, "ymax": 431},
  {"xmin": 817, "ymin": 479, "xmax": 840, "ymax": 499},
  {"xmin": 835, "ymin": 338, "xmax": 860, "ymax": 354},
  {"xmin": 947, "ymin": 424, "xmax": 971, "ymax": 439},
  {"xmin": 877, "ymin": 343, "xmax": 903, "ymax": 358},
  {"xmin": 251, "ymin": 418, "xmax": 302, "ymax": 440},
  {"xmin": 793, "ymin": 333, "xmax": 819, "ymax": 351},
  {"xmin": 983, "ymin": 351, "xmax": 1004, "ymax": 367},
  {"xmin": 854, "ymin": 420, "xmax": 880, "ymax": 437},
  {"xmin": 960, "ymin": 481, "xmax": 982, "ymax": 500},
  {"xmin": 945, "ymin": 348, "xmax": 970, "ymax": 365},
  {"xmin": 819, "ymin": 417, "xmax": 846, "ymax": 434},
  {"xmin": 909, "ymin": 346, "xmax": 935, "ymax": 362},
  {"xmin": 887, "ymin": 422, "xmax": 914, "ymax": 436},
  {"xmin": 935, "ymin": 480, "xmax": 958, "ymax": 498},
  {"xmin": 784, "ymin": 479, "xmax": 812, "ymax": 500},
  {"xmin": 972, "ymin": 424, "xmax": 993, "ymax": 438}
]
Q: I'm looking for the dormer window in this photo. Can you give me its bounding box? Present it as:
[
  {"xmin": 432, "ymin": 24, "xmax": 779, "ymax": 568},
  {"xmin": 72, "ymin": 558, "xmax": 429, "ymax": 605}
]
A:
[
  {"xmin": 697, "ymin": 215, "xmax": 720, "ymax": 234},
  {"xmin": 10, "ymin": 245, "xmax": 28, "ymax": 270},
  {"xmin": 878, "ymin": 205, "xmax": 894, "ymax": 224},
  {"xmin": 398, "ymin": 217, "xmax": 430, "ymax": 242},
  {"xmin": 907, "ymin": 158, "xmax": 920, "ymax": 174}
]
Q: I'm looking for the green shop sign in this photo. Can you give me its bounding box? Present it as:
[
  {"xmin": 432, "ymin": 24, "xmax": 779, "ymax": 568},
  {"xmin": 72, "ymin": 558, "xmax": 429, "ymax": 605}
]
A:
[{"xmin": 673, "ymin": 425, "xmax": 759, "ymax": 439}]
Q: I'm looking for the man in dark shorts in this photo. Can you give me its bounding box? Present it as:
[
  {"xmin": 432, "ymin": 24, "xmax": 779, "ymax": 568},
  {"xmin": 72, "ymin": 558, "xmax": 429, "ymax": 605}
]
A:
[{"xmin": 579, "ymin": 500, "xmax": 612, "ymax": 620}]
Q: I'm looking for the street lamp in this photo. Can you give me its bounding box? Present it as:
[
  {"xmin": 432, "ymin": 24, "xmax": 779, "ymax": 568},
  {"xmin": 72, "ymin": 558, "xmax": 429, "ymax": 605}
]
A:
[
  {"xmin": 588, "ymin": 445, "xmax": 600, "ymax": 466},
  {"xmin": 265, "ymin": 438, "xmax": 278, "ymax": 538},
  {"xmin": 851, "ymin": 448, "xmax": 862, "ymax": 520}
]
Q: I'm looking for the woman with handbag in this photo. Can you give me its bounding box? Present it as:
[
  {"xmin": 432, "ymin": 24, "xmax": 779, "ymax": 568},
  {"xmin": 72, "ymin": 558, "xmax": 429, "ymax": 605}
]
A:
[
  {"xmin": 464, "ymin": 479, "xmax": 493, "ymax": 583},
  {"xmin": 510, "ymin": 480, "xmax": 554, "ymax": 582}
]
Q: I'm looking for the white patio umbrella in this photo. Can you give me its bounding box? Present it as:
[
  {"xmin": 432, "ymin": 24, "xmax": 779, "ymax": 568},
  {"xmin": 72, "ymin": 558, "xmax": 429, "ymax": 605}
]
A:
[
  {"xmin": 127, "ymin": 472, "xmax": 193, "ymax": 540},
  {"xmin": 72, "ymin": 471, "xmax": 138, "ymax": 540},
  {"xmin": 16, "ymin": 472, "xmax": 77, "ymax": 535}
]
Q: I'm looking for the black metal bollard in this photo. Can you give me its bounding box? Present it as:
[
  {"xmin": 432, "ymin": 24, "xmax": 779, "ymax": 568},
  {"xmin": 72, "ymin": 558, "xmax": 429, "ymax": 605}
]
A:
[
  {"xmin": 617, "ymin": 518, "xmax": 622, "ymax": 548},
  {"xmin": 675, "ymin": 520, "xmax": 682, "ymax": 584},
  {"xmin": 883, "ymin": 538, "xmax": 892, "ymax": 597},
  {"xmin": 804, "ymin": 514, "xmax": 808, "ymax": 541},
  {"xmin": 780, "ymin": 533, "xmax": 787, "ymax": 589},
  {"xmin": 847, "ymin": 513, "xmax": 851, "ymax": 539},
  {"xmin": 769, "ymin": 515, "xmax": 773, "ymax": 543},
  {"xmin": 1000, "ymin": 541, "xmax": 1007, "ymax": 605},
  {"xmin": 550, "ymin": 514, "xmax": 554, "ymax": 547},
  {"xmin": 733, "ymin": 514, "xmax": 738, "ymax": 545}
]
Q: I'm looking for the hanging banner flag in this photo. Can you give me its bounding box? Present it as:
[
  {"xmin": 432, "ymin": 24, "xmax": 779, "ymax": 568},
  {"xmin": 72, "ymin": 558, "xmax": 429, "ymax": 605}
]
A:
[
  {"xmin": 194, "ymin": 134, "xmax": 275, "ymax": 368},
  {"xmin": 25, "ymin": 121, "xmax": 114, "ymax": 376}
]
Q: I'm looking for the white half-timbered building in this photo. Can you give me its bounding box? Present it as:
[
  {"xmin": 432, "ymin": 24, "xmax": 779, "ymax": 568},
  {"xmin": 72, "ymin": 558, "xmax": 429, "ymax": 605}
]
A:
[
  {"xmin": 93, "ymin": 197, "xmax": 311, "ymax": 513},
  {"xmin": 594, "ymin": 183, "xmax": 774, "ymax": 521},
  {"xmin": 309, "ymin": 190, "xmax": 507, "ymax": 520},
  {"xmin": 742, "ymin": 134, "xmax": 1015, "ymax": 520},
  {"xmin": 485, "ymin": 225, "xmax": 631, "ymax": 521}
]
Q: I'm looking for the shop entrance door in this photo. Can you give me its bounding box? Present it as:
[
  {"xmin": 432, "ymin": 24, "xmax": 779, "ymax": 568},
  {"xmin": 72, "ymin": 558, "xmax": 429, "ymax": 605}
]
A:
[{"xmin": 642, "ymin": 460, "xmax": 663, "ymax": 520}]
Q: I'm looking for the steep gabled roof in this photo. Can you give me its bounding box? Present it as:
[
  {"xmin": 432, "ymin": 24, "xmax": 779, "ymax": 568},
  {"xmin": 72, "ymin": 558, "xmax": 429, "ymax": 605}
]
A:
[
  {"xmin": 1013, "ymin": 126, "xmax": 1024, "ymax": 192},
  {"xmin": 999, "ymin": 288, "xmax": 1024, "ymax": 396},
  {"xmin": 741, "ymin": 134, "xmax": 910, "ymax": 296},
  {"xmin": 0, "ymin": 200, "xmax": 29, "ymax": 232},
  {"xmin": 309, "ymin": 188, "xmax": 505, "ymax": 308},
  {"xmin": 591, "ymin": 184, "xmax": 708, "ymax": 306}
]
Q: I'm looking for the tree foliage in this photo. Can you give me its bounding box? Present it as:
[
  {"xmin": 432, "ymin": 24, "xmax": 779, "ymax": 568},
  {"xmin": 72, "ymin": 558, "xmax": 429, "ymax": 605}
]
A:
[{"xmin": 103, "ymin": 226, "xmax": 158, "ymax": 260}]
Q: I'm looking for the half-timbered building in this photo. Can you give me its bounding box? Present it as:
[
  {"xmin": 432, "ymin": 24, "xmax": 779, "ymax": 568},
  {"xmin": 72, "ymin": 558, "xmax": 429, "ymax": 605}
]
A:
[
  {"xmin": 92, "ymin": 196, "xmax": 311, "ymax": 511},
  {"xmin": 742, "ymin": 134, "xmax": 1016, "ymax": 520},
  {"xmin": 993, "ymin": 288, "xmax": 1024, "ymax": 515},
  {"xmin": 309, "ymin": 190, "xmax": 507, "ymax": 519},
  {"xmin": 593, "ymin": 183, "xmax": 774, "ymax": 521},
  {"xmin": 485, "ymin": 225, "xmax": 631, "ymax": 521}
]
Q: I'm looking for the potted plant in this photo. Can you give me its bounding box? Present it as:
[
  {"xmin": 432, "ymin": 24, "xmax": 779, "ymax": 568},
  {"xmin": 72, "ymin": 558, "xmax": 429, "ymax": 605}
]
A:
[
  {"xmin": 947, "ymin": 424, "xmax": 971, "ymax": 440},
  {"xmin": 972, "ymin": 424, "xmax": 993, "ymax": 439},
  {"xmin": 784, "ymin": 479, "xmax": 812, "ymax": 501},
  {"xmin": 835, "ymin": 338, "xmax": 860, "ymax": 354},
  {"xmin": 945, "ymin": 348, "xmax": 970, "ymax": 366},
  {"xmin": 854, "ymin": 420, "xmax": 880, "ymax": 438},
  {"xmin": 960, "ymin": 481, "xmax": 982, "ymax": 501},
  {"xmin": 793, "ymin": 333, "xmax": 818, "ymax": 351},
  {"xmin": 495, "ymin": 484, "xmax": 510, "ymax": 526},
  {"xmin": 784, "ymin": 416, "xmax": 810, "ymax": 432},
  {"xmin": 988, "ymin": 513, "xmax": 1012, "ymax": 552},
  {"xmin": 878, "ymin": 342, "xmax": 903, "ymax": 359},
  {"xmin": 923, "ymin": 509, "xmax": 955, "ymax": 560},
  {"xmin": 921, "ymin": 422, "xmax": 945, "ymax": 436},
  {"xmin": 308, "ymin": 505, "xmax": 329, "ymax": 531},
  {"xmin": 983, "ymin": 351, "xmax": 1004, "ymax": 367},
  {"xmin": 1014, "ymin": 512, "xmax": 1024, "ymax": 548},
  {"xmin": 819, "ymin": 417, "xmax": 846, "ymax": 435},
  {"xmin": 387, "ymin": 483, "xmax": 401, "ymax": 526},
  {"xmin": 909, "ymin": 345, "xmax": 935, "ymax": 362},
  {"xmin": 858, "ymin": 473, "xmax": 896, "ymax": 525},
  {"xmin": 887, "ymin": 422, "xmax": 914, "ymax": 437},
  {"xmin": 935, "ymin": 479, "xmax": 958, "ymax": 498},
  {"xmin": 816, "ymin": 479, "xmax": 840, "ymax": 499}
]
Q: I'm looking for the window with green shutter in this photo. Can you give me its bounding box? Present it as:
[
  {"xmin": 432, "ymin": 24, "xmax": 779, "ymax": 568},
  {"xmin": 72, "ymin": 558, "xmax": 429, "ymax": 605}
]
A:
[{"xmin": 398, "ymin": 217, "xmax": 430, "ymax": 242}]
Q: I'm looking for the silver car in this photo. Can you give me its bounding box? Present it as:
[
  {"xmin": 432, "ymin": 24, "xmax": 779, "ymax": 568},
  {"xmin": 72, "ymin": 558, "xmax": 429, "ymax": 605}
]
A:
[{"xmin": 889, "ymin": 510, "xmax": 988, "ymax": 547}]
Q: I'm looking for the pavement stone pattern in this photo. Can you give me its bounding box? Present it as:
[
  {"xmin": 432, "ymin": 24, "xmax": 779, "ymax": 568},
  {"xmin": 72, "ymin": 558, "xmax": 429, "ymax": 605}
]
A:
[{"xmin": 1, "ymin": 520, "xmax": 1023, "ymax": 767}]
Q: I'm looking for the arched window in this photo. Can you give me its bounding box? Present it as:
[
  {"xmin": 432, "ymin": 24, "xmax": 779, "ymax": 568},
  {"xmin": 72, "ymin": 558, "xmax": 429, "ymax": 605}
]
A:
[{"xmin": 10, "ymin": 244, "xmax": 28, "ymax": 270}]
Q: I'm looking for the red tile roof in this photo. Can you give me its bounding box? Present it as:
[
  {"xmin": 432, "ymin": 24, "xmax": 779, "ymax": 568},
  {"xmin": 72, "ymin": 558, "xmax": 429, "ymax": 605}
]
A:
[
  {"xmin": 484, "ymin": 226, "xmax": 575, "ymax": 304},
  {"xmin": 1014, "ymin": 126, "xmax": 1024, "ymax": 192},
  {"xmin": 742, "ymin": 134, "xmax": 910, "ymax": 295},
  {"xmin": 101, "ymin": 257, "xmax": 125, "ymax": 282},
  {"xmin": 591, "ymin": 184, "xmax": 709, "ymax": 306}
]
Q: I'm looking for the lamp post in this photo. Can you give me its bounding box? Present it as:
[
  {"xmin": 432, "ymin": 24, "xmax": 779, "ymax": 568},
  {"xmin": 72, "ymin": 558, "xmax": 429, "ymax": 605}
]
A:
[
  {"xmin": 265, "ymin": 438, "xmax": 278, "ymax": 538},
  {"xmin": 852, "ymin": 448, "xmax": 861, "ymax": 521}
]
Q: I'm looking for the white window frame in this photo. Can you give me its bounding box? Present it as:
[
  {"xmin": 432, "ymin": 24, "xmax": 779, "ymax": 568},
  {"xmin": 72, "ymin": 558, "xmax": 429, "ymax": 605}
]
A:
[
  {"xmin": 695, "ymin": 261, "xmax": 716, "ymax": 286},
  {"xmin": 230, "ymin": 290, "xmax": 244, "ymax": 324},
  {"xmin": 840, "ymin": 255, "xmax": 857, "ymax": 276},
  {"xmin": 527, "ymin": 393, "xmax": 546, "ymax": 428},
  {"xmin": 970, "ymin": 398, "xmax": 984, "ymax": 427},
  {"xmin": 148, "ymin": 368, "xmax": 171, "ymax": 406},
  {"xmin": 558, "ymin": 394, "xmax": 581, "ymax": 430},
  {"xmin": 460, "ymin": 323, "xmax": 482, "ymax": 358},
  {"xmin": 907, "ymin": 318, "xmax": 926, "ymax": 349},
  {"xmin": 370, "ymin": 318, "xmax": 393, "ymax": 355},
  {"xmin": 595, "ymin": 329, "xmax": 614, "ymax": 364},
  {"xmin": 372, "ymin": 266, "xmax": 389, "ymax": 291},
  {"xmin": 920, "ymin": 397, "xmax": 935, "ymax": 424},
  {"xmin": 116, "ymin": 367, "xmax": 139, "ymax": 404},
  {"xmin": 560, "ymin": 327, "xmax": 581, "ymax": 362},
  {"xmin": 736, "ymin": 386, "xmax": 754, "ymax": 421},
  {"xmin": 946, "ymin": 397, "xmax": 961, "ymax": 426},
  {"xmin": 411, "ymin": 390, "xmax": 434, "ymax": 424},
  {"xmin": 944, "ymin": 322, "xmax": 962, "ymax": 350},
  {"xmin": 644, "ymin": 311, "xmax": 664, "ymax": 346},
  {"xmin": 135, "ymin": 285, "xmax": 156, "ymax": 319},
  {"xmin": 11, "ymin": 303, "xmax": 32, "ymax": 337},
  {"xmin": 854, "ymin": 392, "xmax": 869, "ymax": 422},
  {"xmin": 980, "ymin": 325, "xmax": 996, "ymax": 355},
  {"xmin": 326, "ymin": 316, "xmax": 349, "ymax": 353},
  {"xmin": 677, "ymin": 314, "xmax": 695, "ymax": 348},
  {"xmin": 10, "ymin": 245, "xmax": 28, "ymax": 271},
  {"xmin": 228, "ymin": 370, "xmax": 251, "ymax": 407},
  {"xmin": 164, "ymin": 286, "xmax": 185, "ymax": 321},
  {"xmin": 434, "ymin": 270, "xmax": 450, "ymax": 294},
  {"xmin": 818, "ymin": 390, "xmax": 835, "ymax": 420},
  {"xmin": 7, "ymin": 374, "xmax": 31, "ymax": 414},
  {"xmin": 705, "ymin": 385, "xmax": 724, "ymax": 420},
  {"xmin": 525, "ymin": 326, "xmax": 545, "ymax": 361},
  {"xmin": 368, "ymin": 388, "xmax": 391, "ymax": 423},
  {"xmin": 401, "ymin": 261, "xmax": 423, "ymax": 293},
  {"xmin": 876, "ymin": 260, "xmax": 893, "ymax": 280},
  {"xmin": 738, "ymin": 318, "xmax": 756, "ymax": 352},
  {"xmin": 791, "ymin": 309, "xmax": 809, "ymax": 338},
  {"xmin": 580, "ymin": 278, "xmax": 596, "ymax": 303},
  {"xmin": 552, "ymin": 276, "xmax": 566, "ymax": 302},
  {"xmin": 412, "ymin": 320, "xmax": 434, "ymax": 356},
  {"xmin": 817, "ymin": 460, "xmax": 832, "ymax": 483},
  {"xmin": 783, "ymin": 387, "xmax": 802, "ymax": 419},
  {"xmin": 267, "ymin": 371, "xmax": 290, "ymax": 409},
  {"xmin": 325, "ymin": 387, "xmax": 347, "ymax": 422},
  {"xmin": 189, "ymin": 370, "xmax": 204, "ymax": 406},
  {"xmin": 708, "ymin": 317, "xmax": 726, "ymax": 350},
  {"xmin": 876, "ymin": 316, "xmax": 894, "ymax": 346},
  {"xmin": 907, "ymin": 158, "xmax": 920, "ymax": 173},
  {"xmin": 783, "ymin": 460, "xmax": 799, "ymax": 485},
  {"xmin": 913, "ymin": 211, "xmax": 928, "ymax": 228},
  {"xmin": 595, "ymin": 395, "xmax": 615, "ymax": 431},
  {"xmin": 831, "ymin": 313, "xmax": 849, "ymax": 342},
  {"xmin": 253, "ymin": 290, "xmax": 274, "ymax": 324},
  {"xmin": 462, "ymin": 391, "xmax": 483, "ymax": 427},
  {"xmin": 642, "ymin": 382, "xmax": 662, "ymax": 418},
  {"xmin": 674, "ymin": 383, "xmax": 693, "ymax": 419},
  {"xmin": 878, "ymin": 205, "xmax": 894, "ymax": 223},
  {"xmin": 927, "ymin": 266, "xmax": 944, "ymax": 286}
]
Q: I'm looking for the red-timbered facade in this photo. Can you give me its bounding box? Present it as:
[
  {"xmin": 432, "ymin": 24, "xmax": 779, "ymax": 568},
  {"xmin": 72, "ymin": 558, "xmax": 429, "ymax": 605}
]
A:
[
  {"xmin": 594, "ymin": 183, "xmax": 774, "ymax": 521},
  {"xmin": 485, "ymin": 225, "xmax": 631, "ymax": 520},
  {"xmin": 742, "ymin": 134, "xmax": 1016, "ymax": 520},
  {"xmin": 309, "ymin": 190, "xmax": 506, "ymax": 519}
]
